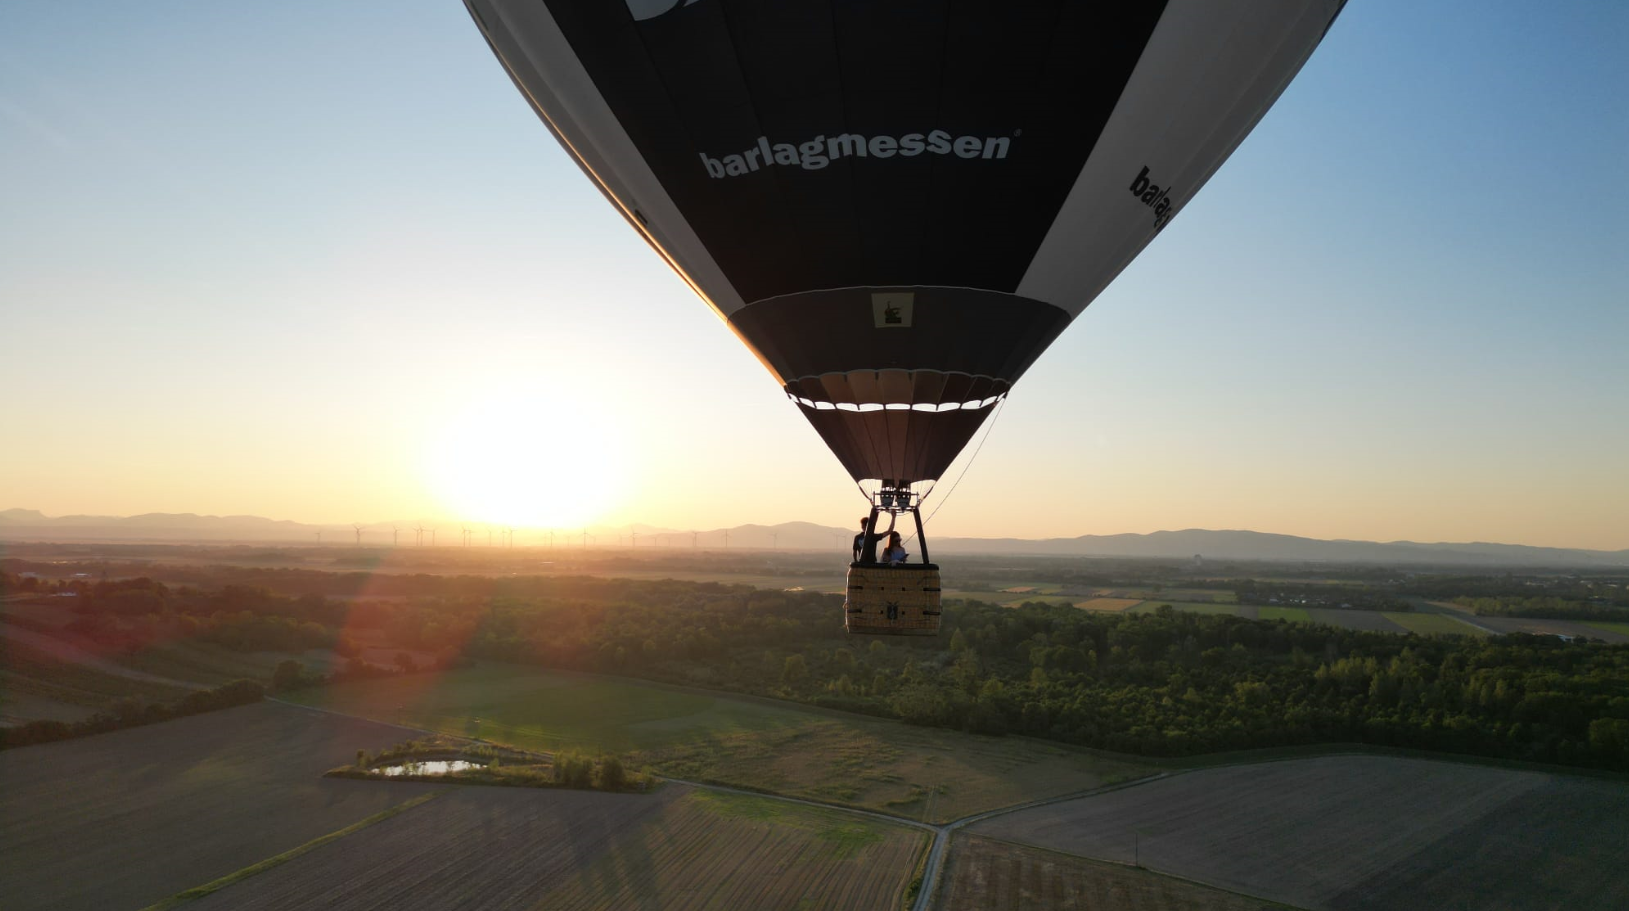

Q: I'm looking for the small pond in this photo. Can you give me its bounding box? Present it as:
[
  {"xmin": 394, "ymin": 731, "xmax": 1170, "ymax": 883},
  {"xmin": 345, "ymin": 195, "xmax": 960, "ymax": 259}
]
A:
[{"xmin": 376, "ymin": 760, "xmax": 485, "ymax": 777}]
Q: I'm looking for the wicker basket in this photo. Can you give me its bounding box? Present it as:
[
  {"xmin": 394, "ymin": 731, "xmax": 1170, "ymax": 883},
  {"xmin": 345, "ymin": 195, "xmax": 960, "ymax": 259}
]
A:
[{"xmin": 844, "ymin": 563, "xmax": 942, "ymax": 635}]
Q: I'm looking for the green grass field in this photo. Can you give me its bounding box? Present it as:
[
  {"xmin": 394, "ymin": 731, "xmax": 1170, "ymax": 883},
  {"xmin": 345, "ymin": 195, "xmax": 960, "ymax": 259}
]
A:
[
  {"xmin": 287, "ymin": 664, "xmax": 1153, "ymax": 822},
  {"xmin": 1383, "ymin": 613, "xmax": 1489, "ymax": 637},
  {"xmin": 1585, "ymin": 622, "xmax": 1629, "ymax": 637},
  {"xmin": 1257, "ymin": 607, "xmax": 1313, "ymax": 623}
]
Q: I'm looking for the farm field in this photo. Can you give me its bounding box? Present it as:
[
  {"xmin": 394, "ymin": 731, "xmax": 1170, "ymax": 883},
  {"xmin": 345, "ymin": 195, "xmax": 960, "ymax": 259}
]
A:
[
  {"xmin": 939, "ymin": 835, "xmax": 1294, "ymax": 911},
  {"xmin": 1382, "ymin": 612, "xmax": 1488, "ymax": 637},
  {"xmin": 1471, "ymin": 615, "xmax": 1629, "ymax": 643},
  {"xmin": 1586, "ymin": 621, "xmax": 1629, "ymax": 638},
  {"xmin": 0, "ymin": 701, "xmax": 441, "ymax": 911},
  {"xmin": 289, "ymin": 664, "xmax": 1154, "ymax": 822},
  {"xmin": 1257, "ymin": 606, "xmax": 1312, "ymax": 622},
  {"xmin": 0, "ymin": 628, "xmax": 201, "ymax": 725},
  {"xmin": 970, "ymin": 755, "xmax": 1629, "ymax": 911},
  {"xmin": 179, "ymin": 784, "xmax": 925, "ymax": 911},
  {"xmin": 1074, "ymin": 598, "xmax": 1142, "ymax": 611}
]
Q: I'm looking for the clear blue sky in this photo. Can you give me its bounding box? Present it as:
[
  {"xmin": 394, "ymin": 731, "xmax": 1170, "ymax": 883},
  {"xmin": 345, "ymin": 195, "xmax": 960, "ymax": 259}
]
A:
[{"xmin": 1, "ymin": 1, "xmax": 1624, "ymax": 548}]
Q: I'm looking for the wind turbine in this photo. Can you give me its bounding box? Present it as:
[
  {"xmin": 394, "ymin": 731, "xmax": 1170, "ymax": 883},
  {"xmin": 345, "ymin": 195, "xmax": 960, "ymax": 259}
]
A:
[
  {"xmin": 461, "ymin": 525, "xmax": 470, "ymax": 547},
  {"xmin": 393, "ymin": 524, "xmax": 400, "ymax": 546},
  {"xmin": 724, "ymin": 529, "xmax": 730, "ymax": 549},
  {"xmin": 430, "ymin": 527, "xmax": 437, "ymax": 546},
  {"xmin": 506, "ymin": 527, "xmax": 514, "ymax": 548},
  {"xmin": 631, "ymin": 531, "xmax": 639, "ymax": 548},
  {"xmin": 413, "ymin": 524, "xmax": 424, "ymax": 546},
  {"xmin": 315, "ymin": 529, "xmax": 322, "ymax": 545},
  {"xmin": 353, "ymin": 523, "xmax": 364, "ymax": 545},
  {"xmin": 692, "ymin": 531, "xmax": 698, "ymax": 548},
  {"xmin": 771, "ymin": 531, "xmax": 778, "ymax": 550}
]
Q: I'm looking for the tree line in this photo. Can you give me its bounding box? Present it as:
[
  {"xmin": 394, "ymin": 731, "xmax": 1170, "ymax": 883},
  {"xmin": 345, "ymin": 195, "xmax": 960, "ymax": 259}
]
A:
[{"xmin": 0, "ymin": 680, "xmax": 265, "ymax": 749}]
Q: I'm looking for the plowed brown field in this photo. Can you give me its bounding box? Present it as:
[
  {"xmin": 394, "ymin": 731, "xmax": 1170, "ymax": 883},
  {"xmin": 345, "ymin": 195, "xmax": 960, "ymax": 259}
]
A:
[
  {"xmin": 971, "ymin": 755, "xmax": 1629, "ymax": 911},
  {"xmin": 941, "ymin": 835, "xmax": 1294, "ymax": 910},
  {"xmin": 0, "ymin": 701, "xmax": 441, "ymax": 910},
  {"xmin": 183, "ymin": 786, "xmax": 926, "ymax": 911}
]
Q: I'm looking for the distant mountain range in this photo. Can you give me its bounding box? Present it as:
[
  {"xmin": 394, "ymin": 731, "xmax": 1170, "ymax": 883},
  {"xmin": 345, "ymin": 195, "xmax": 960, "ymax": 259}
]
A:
[{"xmin": 1, "ymin": 509, "xmax": 1624, "ymax": 568}]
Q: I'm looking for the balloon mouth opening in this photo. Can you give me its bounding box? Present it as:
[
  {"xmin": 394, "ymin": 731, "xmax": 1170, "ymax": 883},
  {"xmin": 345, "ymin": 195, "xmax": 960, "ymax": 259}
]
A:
[{"xmin": 790, "ymin": 395, "xmax": 1003, "ymax": 413}]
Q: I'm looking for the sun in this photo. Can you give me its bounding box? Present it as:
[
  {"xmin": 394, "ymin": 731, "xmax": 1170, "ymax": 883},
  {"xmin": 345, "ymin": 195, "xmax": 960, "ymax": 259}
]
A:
[{"xmin": 424, "ymin": 391, "xmax": 629, "ymax": 529}]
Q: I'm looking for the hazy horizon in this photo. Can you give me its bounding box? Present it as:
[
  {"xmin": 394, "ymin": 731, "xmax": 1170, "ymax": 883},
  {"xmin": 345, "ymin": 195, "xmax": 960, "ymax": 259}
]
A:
[
  {"xmin": 4, "ymin": 505, "xmax": 1627, "ymax": 555},
  {"xmin": 2, "ymin": 1, "xmax": 1625, "ymax": 550}
]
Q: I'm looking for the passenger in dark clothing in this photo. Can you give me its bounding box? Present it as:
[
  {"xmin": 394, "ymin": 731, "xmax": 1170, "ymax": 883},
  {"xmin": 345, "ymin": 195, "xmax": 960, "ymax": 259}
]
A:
[
  {"xmin": 882, "ymin": 531, "xmax": 909, "ymax": 565},
  {"xmin": 852, "ymin": 516, "xmax": 886, "ymax": 564}
]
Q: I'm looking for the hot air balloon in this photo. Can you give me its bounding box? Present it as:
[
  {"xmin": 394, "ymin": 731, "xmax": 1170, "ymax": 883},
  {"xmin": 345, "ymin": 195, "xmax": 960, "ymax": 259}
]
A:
[{"xmin": 465, "ymin": 0, "xmax": 1345, "ymax": 634}]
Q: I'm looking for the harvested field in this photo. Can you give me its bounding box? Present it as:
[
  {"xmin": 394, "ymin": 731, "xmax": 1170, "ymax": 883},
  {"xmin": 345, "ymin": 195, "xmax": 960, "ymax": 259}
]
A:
[
  {"xmin": 1383, "ymin": 612, "xmax": 1488, "ymax": 636},
  {"xmin": 0, "ymin": 701, "xmax": 442, "ymax": 910},
  {"xmin": 971, "ymin": 755, "xmax": 1629, "ymax": 911},
  {"xmin": 1257, "ymin": 606, "xmax": 1311, "ymax": 623},
  {"xmin": 292, "ymin": 665, "xmax": 1154, "ymax": 822},
  {"xmin": 940, "ymin": 835, "xmax": 1293, "ymax": 911},
  {"xmin": 1074, "ymin": 598, "xmax": 1141, "ymax": 612},
  {"xmin": 182, "ymin": 785, "xmax": 925, "ymax": 911}
]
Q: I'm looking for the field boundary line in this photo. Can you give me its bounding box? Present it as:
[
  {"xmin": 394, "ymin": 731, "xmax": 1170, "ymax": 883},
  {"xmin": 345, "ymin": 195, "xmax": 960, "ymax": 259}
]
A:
[
  {"xmin": 137, "ymin": 791, "xmax": 443, "ymax": 911},
  {"xmin": 659, "ymin": 775, "xmax": 939, "ymax": 832}
]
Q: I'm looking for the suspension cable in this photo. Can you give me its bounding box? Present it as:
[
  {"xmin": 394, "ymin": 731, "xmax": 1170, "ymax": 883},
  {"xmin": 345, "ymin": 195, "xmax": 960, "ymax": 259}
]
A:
[{"xmin": 904, "ymin": 395, "xmax": 1007, "ymax": 545}]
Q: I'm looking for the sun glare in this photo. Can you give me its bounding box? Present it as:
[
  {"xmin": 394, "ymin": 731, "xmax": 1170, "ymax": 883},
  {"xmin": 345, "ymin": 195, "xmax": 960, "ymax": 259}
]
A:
[{"xmin": 424, "ymin": 391, "xmax": 629, "ymax": 529}]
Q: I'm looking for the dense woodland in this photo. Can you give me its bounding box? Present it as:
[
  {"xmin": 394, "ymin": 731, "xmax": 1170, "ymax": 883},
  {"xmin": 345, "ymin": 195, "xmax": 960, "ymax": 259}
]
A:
[{"xmin": 5, "ymin": 565, "xmax": 1627, "ymax": 771}]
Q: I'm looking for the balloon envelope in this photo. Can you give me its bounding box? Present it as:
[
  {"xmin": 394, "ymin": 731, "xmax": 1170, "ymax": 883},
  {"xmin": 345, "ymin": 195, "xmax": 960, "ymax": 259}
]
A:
[{"xmin": 466, "ymin": 0, "xmax": 1345, "ymax": 483}]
